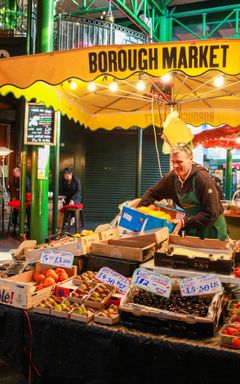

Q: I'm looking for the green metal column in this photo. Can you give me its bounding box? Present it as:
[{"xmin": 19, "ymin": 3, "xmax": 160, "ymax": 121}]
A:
[
  {"xmin": 225, "ymin": 149, "xmax": 233, "ymax": 200},
  {"xmin": 30, "ymin": 0, "xmax": 54, "ymax": 243},
  {"xmin": 159, "ymin": 14, "xmax": 172, "ymax": 42},
  {"xmin": 52, "ymin": 112, "xmax": 61, "ymax": 234},
  {"xmin": 30, "ymin": 147, "xmax": 50, "ymax": 243}
]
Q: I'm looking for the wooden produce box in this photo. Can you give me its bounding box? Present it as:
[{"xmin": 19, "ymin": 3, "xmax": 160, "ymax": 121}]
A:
[
  {"xmin": 0, "ymin": 263, "xmax": 77, "ymax": 309},
  {"xmin": 155, "ymin": 235, "xmax": 234, "ymax": 275},
  {"xmin": 120, "ymin": 286, "xmax": 225, "ymax": 336},
  {"xmin": 24, "ymin": 237, "xmax": 82, "ymax": 262},
  {"xmin": 91, "ymin": 238, "xmax": 156, "ymax": 262}
]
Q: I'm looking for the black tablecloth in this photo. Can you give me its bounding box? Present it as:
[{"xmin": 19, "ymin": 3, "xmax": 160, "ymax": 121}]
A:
[{"xmin": 0, "ymin": 304, "xmax": 239, "ymax": 384}]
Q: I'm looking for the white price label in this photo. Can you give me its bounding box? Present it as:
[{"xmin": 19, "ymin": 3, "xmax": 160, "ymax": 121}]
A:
[
  {"xmin": 40, "ymin": 249, "xmax": 74, "ymax": 269},
  {"xmin": 180, "ymin": 274, "xmax": 223, "ymax": 297},
  {"xmin": 132, "ymin": 268, "xmax": 172, "ymax": 298},
  {"xmin": 96, "ymin": 267, "xmax": 129, "ymax": 294}
]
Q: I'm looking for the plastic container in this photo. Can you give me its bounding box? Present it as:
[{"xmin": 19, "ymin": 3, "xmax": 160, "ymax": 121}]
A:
[{"xmin": 119, "ymin": 206, "xmax": 174, "ymax": 233}]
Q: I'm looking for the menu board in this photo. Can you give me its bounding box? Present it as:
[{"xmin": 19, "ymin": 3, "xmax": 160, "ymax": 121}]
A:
[{"xmin": 24, "ymin": 103, "xmax": 56, "ymax": 145}]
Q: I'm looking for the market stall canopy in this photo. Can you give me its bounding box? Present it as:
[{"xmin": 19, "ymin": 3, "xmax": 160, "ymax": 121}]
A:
[
  {"xmin": 193, "ymin": 125, "xmax": 240, "ymax": 150},
  {"xmin": 0, "ymin": 39, "xmax": 240, "ymax": 130}
]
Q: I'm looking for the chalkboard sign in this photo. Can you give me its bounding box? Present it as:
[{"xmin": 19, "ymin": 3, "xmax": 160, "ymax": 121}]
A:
[{"xmin": 24, "ymin": 103, "xmax": 56, "ymax": 145}]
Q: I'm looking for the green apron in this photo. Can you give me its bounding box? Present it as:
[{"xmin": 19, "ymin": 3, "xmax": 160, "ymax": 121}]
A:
[{"xmin": 176, "ymin": 177, "xmax": 228, "ymax": 240}]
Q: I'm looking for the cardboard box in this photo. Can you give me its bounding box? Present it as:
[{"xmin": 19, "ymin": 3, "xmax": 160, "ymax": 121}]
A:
[
  {"xmin": 98, "ymin": 228, "xmax": 120, "ymax": 241},
  {"xmin": 24, "ymin": 238, "xmax": 83, "ymax": 262},
  {"xmin": 154, "ymin": 234, "xmax": 234, "ymax": 275},
  {"xmin": 91, "ymin": 238, "xmax": 156, "ymax": 262},
  {"xmin": 75, "ymin": 233, "xmax": 100, "ymax": 255},
  {"xmin": 0, "ymin": 263, "xmax": 77, "ymax": 309}
]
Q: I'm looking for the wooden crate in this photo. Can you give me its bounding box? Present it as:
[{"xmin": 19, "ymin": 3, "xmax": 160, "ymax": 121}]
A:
[{"xmin": 0, "ymin": 263, "xmax": 77, "ymax": 309}]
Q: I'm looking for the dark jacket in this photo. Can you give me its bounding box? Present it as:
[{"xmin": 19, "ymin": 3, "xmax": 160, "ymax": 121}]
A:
[
  {"xmin": 63, "ymin": 175, "xmax": 81, "ymax": 205},
  {"xmin": 139, "ymin": 163, "xmax": 224, "ymax": 230},
  {"xmin": 9, "ymin": 174, "xmax": 31, "ymax": 200}
]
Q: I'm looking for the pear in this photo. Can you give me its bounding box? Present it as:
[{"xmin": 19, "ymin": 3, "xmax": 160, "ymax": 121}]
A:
[{"xmin": 54, "ymin": 304, "xmax": 62, "ymax": 311}]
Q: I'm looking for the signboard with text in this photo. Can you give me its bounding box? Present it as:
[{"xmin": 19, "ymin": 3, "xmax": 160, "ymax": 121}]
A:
[{"xmin": 24, "ymin": 103, "xmax": 56, "ymax": 145}]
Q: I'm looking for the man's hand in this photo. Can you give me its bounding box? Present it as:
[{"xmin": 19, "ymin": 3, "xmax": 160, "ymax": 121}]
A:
[
  {"xmin": 69, "ymin": 199, "xmax": 74, "ymax": 205},
  {"xmin": 172, "ymin": 218, "xmax": 184, "ymax": 235}
]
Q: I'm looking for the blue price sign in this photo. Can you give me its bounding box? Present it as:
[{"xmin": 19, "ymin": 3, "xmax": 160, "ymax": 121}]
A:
[
  {"xmin": 132, "ymin": 268, "xmax": 172, "ymax": 298},
  {"xmin": 96, "ymin": 267, "xmax": 129, "ymax": 294},
  {"xmin": 40, "ymin": 249, "xmax": 74, "ymax": 269},
  {"xmin": 180, "ymin": 274, "xmax": 223, "ymax": 297}
]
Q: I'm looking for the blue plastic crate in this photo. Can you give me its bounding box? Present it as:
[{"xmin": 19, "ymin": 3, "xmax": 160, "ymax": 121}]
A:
[{"xmin": 119, "ymin": 206, "xmax": 174, "ymax": 233}]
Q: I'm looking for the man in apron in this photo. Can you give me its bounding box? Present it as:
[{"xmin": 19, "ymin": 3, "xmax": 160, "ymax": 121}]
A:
[{"xmin": 139, "ymin": 143, "xmax": 228, "ymax": 240}]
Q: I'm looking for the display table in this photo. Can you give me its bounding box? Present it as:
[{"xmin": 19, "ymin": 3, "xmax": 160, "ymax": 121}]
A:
[{"xmin": 0, "ymin": 304, "xmax": 239, "ymax": 384}]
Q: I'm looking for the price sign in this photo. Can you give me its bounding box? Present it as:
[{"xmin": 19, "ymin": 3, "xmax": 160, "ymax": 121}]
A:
[
  {"xmin": 40, "ymin": 249, "xmax": 74, "ymax": 269},
  {"xmin": 180, "ymin": 274, "xmax": 223, "ymax": 297},
  {"xmin": 24, "ymin": 103, "xmax": 56, "ymax": 145},
  {"xmin": 96, "ymin": 267, "xmax": 129, "ymax": 294},
  {"xmin": 132, "ymin": 268, "xmax": 172, "ymax": 298}
]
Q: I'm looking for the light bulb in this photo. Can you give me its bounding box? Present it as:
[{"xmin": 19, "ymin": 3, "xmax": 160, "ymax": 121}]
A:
[
  {"xmin": 109, "ymin": 81, "xmax": 118, "ymax": 92},
  {"xmin": 88, "ymin": 82, "xmax": 96, "ymax": 92},
  {"xmin": 136, "ymin": 79, "xmax": 146, "ymax": 91},
  {"xmin": 161, "ymin": 73, "xmax": 171, "ymax": 83},
  {"xmin": 214, "ymin": 75, "xmax": 224, "ymax": 87},
  {"xmin": 70, "ymin": 81, "xmax": 77, "ymax": 90}
]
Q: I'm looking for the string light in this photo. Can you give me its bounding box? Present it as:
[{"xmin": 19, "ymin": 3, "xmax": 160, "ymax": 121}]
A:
[
  {"xmin": 161, "ymin": 73, "xmax": 171, "ymax": 83},
  {"xmin": 69, "ymin": 80, "xmax": 77, "ymax": 90},
  {"xmin": 136, "ymin": 79, "xmax": 146, "ymax": 91},
  {"xmin": 109, "ymin": 81, "xmax": 118, "ymax": 92},
  {"xmin": 88, "ymin": 82, "xmax": 96, "ymax": 92},
  {"xmin": 214, "ymin": 75, "xmax": 224, "ymax": 87}
]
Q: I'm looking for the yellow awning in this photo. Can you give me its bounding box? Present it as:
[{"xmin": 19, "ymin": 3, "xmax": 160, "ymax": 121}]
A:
[{"xmin": 1, "ymin": 39, "xmax": 240, "ymax": 129}]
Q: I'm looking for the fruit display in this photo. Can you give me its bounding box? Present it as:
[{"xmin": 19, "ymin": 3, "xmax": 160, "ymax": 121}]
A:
[
  {"xmin": 131, "ymin": 288, "xmax": 212, "ymax": 317},
  {"xmin": 70, "ymin": 282, "xmax": 95, "ymax": 303},
  {"xmin": 70, "ymin": 304, "xmax": 95, "ymax": 323},
  {"xmin": 85, "ymin": 283, "xmax": 114, "ymax": 308},
  {"xmin": 72, "ymin": 270, "xmax": 97, "ymax": 286},
  {"xmin": 220, "ymin": 323, "xmax": 240, "ymax": 349},
  {"xmin": 33, "ymin": 294, "xmax": 83, "ymax": 318},
  {"xmin": 33, "ymin": 267, "xmax": 70, "ymax": 290},
  {"xmin": 137, "ymin": 206, "xmax": 171, "ymax": 221},
  {"xmin": 94, "ymin": 304, "xmax": 119, "ymax": 325}
]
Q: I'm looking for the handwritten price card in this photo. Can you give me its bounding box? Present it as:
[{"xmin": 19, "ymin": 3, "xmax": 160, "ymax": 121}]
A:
[
  {"xmin": 180, "ymin": 274, "xmax": 223, "ymax": 297},
  {"xmin": 131, "ymin": 268, "xmax": 172, "ymax": 298},
  {"xmin": 40, "ymin": 249, "xmax": 74, "ymax": 269},
  {"xmin": 96, "ymin": 267, "xmax": 129, "ymax": 294}
]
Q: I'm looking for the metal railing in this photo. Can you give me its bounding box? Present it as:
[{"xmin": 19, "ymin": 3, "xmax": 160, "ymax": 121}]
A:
[{"xmin": 54, "ymin": 15, "xmax": 151, "ymax": 51}]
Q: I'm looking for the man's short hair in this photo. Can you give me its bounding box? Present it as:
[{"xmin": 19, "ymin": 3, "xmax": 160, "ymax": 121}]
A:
[
  {"xmin": 63, "ymin": 167, "xmax": 73, "ymax": 175},
  {"xmin": 170, "ymin": 143, "xmax": 193, "ymax": 157}
]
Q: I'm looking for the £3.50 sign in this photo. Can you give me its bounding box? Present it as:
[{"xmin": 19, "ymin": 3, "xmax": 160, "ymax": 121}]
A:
[
  {"xmin": 40, "ymin": 249, "xmax": 74, "ymax": 269},
  {"xmin": 180, "ymin": 274, "xmax": 223, "ymax": 297},
  {"xmin": 132, "ymin": 268, "xmax": 172, "ymax": 298}
]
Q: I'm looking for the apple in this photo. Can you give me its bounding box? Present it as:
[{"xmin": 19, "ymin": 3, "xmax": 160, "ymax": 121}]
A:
[{"xmin": 44, "ymin": 277, "xmax": 55, "ymax": 287}]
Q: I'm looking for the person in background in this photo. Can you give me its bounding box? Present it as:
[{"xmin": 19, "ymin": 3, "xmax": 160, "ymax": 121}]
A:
[
  {"xmin": 62, "ymin": 167, "xmax": 81, "ymax": 206},
  {"xmin": 60, "ymin": 167, "xmax": 81, "ymax": 228},
  {"xmin": 138, "ymin": 143, "xmax": 228, "ymax": 240},
  {"xmin": 9, "ymin": 166, "xmax": 31, "ymax": 232},
  {"xmin": 211, "ymin": 174, "xmax": 225, "ymax": 200}
]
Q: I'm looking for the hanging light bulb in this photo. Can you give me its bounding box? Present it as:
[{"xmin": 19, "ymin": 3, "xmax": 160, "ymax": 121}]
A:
[
  {"xmin": 88, "ymin": 82, "xmax": 96, "ymax": 92},
  {"xmin": 214, "ymin": 75, "xmax": 224, "ymax": 87},
  {"xmin": 69, "ymin": 80, "xmax": 77, "ymax": 90},
  {"xmin": 109, "ymin": 81, "xmax": 118, "ymax": 92},
  {"xmin": 136, "ymin": 79, "xmax": 146, "ymax": 91},
  {"xmin": 161, "ymin": 73, "xmax": 171, "ymax": 83}
]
